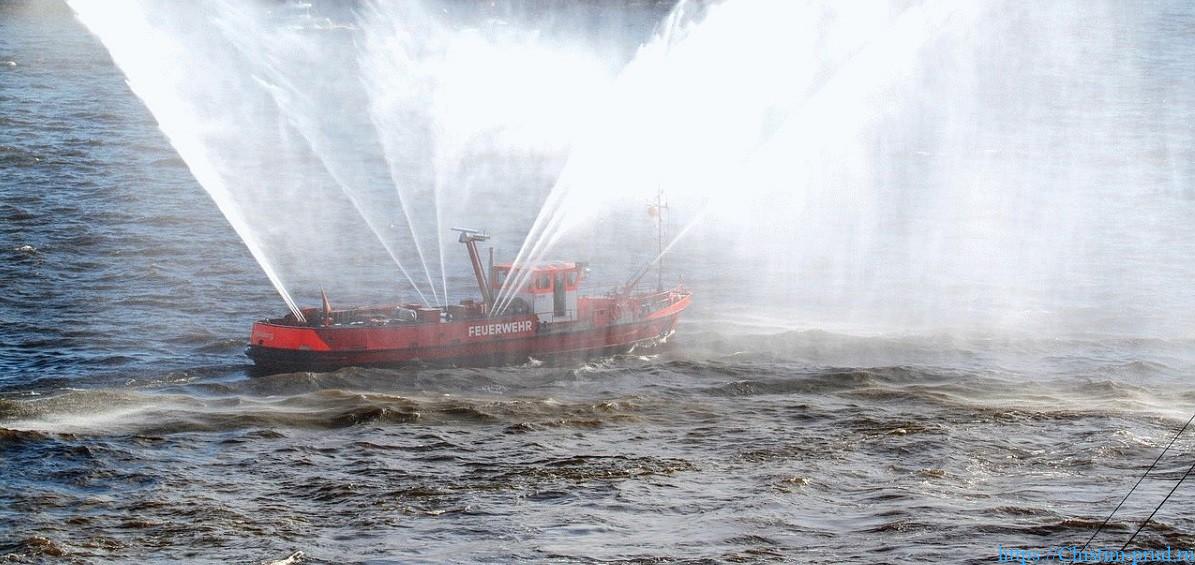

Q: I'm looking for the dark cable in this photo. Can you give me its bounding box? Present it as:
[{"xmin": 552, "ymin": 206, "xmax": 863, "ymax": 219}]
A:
[
  {"xmin": 1081, "ymin": 411, "xmax": 1195, "ymax": 552},
  {"xmin": 1119, "ymin": 457, "xmax": 1195, "ymax": 550}
]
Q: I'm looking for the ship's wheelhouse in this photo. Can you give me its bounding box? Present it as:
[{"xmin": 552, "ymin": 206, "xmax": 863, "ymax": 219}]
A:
[{"xmin": 492, "ymin": 262, "xmax": 584, "ymax": 323}]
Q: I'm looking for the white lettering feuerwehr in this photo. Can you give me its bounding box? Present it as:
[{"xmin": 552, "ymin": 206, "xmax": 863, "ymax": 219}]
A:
[{"xmin": 468, "ymin": 320, "xmax": 534, "ymax": 338}]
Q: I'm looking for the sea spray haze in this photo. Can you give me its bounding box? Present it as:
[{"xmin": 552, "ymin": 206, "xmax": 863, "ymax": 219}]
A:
[
  {"xmin": 1, "ymin": 0, "xmax": 1195, "ymax": 562},
  {"xmin": 65, "ymin": 0, "xmax": 1195, "ymax": 337},
  {"xmin": 502, "ymin": 0, "xmax": 1195, "ymax": 337}
]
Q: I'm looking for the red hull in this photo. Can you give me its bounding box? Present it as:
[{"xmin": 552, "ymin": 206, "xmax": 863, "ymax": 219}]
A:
[{"xmin": 246, "ymin": 289, "xmax": 691, "ymax": 371}]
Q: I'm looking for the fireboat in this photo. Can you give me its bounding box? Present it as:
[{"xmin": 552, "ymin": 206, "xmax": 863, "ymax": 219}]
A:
[{"xmin": 246, "ymin": 224, "xmax": 691, "ymax": 371}]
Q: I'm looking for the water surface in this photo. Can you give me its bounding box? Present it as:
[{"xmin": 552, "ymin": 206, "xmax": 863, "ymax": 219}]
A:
[{"xmin": 3, "ymin": 2, "xmax": 1195, "ymax": 563}]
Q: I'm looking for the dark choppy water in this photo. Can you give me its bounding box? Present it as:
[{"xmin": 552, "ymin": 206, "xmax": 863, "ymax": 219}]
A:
[{"xmin": 4, "ymin": 1, "xmax": 1195, "ymax": 563}]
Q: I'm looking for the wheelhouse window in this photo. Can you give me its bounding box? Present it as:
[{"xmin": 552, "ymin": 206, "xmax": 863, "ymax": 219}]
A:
[
  {"xmin": 566, "ymin": 271, "xmax": 578, "ymax": 287},
  {"xmin": 537, "ymin": 274, "xmax": 551, "ymax": 289}
]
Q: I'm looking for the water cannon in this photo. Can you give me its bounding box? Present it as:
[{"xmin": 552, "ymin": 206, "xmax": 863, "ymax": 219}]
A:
[
  {"xmin": 452, "ymin": 227, "xmax": 493, "ymax": 309},
  {"xmin": 452, "ymin": 227, "xmax": 489, "ymax": 243}
]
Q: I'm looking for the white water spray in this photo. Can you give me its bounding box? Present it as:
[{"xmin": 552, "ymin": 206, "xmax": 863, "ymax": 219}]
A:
[
  {"xmin": 68, "ymin": 1, "xmax": 316, "ymax": 318},
  {"xmin": 70, "ymin": 0, "xmax": 610, "ymax": 312},
  {"xmin": 71, "ymin": 0, "xmax": 1195, "ymax": 339},
  {"xmin": 495, "ymin": 0, "xmax": 954, "ymax": 313},
  {"xmin": 211, "ymin": 1, "xmax": 437, "ymax": 304}
]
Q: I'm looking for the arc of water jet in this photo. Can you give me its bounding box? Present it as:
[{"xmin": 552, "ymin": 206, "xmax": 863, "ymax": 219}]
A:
[
  {"xmin": 362, "ymin": 106, "xmax": 444, "ymax": 306},
  {"xmin": 206, "ymin": 177, "xmax": 308, "ymax": 321},
  {"xmin": 67, "ymin": 0, "xmax": 308, "ymax": 320},
  {"xmin": 496, "ymin": 181, "xmax": 588, "ymax": 314},
  {"xmin": 195, "ymin": 158, "xmax": 310, "ymax": 321},
  {"xmin": 606, "ymin": 0, "xmax": 977, "ymax": 288},
  {"xmin": 423, "ymin": 177, "xmax": 451, "ymax": 308},
  {"xmin": 492, "ymin": 0, "xmax": 701, "ymax": 315},
  {"xmin": 646, "ymin": 0, "xmax": 984, "ymax": 281},
  {"xmin": 357, "ymin": 1, "xmax": 449, "ymax": 306},
  {"xmin": 254, "ymin": 76, "xmax": 434, "ymax": 305},
  {"xmin": 493, "ymin": 188, "xmax": 577, "ymax": 315},
  {"xmin": 209, "ymin": 3, "xmax": 435, "ymax": 305},
  {"xmin": 498, "ymin": 0, "xmax": 979, "ymax": 316},
  {"xmin": 433, "ymin": 174, "xmax": 449, "ymax": 306},
  {"xmin": 493, "ymin": 164, "xmax": 582, "ymax": 312},
  {"xmin": 491, "ymin": 174, "xmax": 573, "ymax": 314}
]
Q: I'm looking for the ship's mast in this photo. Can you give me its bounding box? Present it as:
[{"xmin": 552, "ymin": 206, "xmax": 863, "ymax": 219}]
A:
[
  {"xmin": 651, "ymin": 189, "xmax": 668, "ymax": 291},
  {"xmin": 621, "ymin": 190, "xmax": 670, "ymax": 295}
]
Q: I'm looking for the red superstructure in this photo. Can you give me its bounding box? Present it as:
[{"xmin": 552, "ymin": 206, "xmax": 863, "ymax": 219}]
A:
[{"xmin": 246, "ymin": 228, "xmax": 691, "ymax": 371}]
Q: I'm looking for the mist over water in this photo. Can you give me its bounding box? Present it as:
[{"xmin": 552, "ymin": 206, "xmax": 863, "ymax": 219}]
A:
[
  {"xmin": 64, "ymin": 0, "xmax": 1195, "ymax": 339},
  {"xmin": 2, "ymin": 0, "xmax": 1195, "ymax": 562},
  {"xmin": 509, "ymin": 0, "xmax": 1195, "ymax": 337}
]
